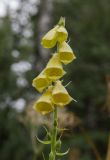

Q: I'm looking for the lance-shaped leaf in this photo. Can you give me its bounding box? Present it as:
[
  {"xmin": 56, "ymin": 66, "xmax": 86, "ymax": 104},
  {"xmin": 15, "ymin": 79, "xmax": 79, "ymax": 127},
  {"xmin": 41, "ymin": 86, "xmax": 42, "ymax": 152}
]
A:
[
  {"xmin": 56, "ymin": 139, "xmax": 62, "ymax": 152},
  {"xmin": 36, "ymin": 135, "xmax": 51, "ymax": 145},
  {"xmin": 56, "ymin": 148, "xmax": 70, "ymax": 156},
  {"xmin": 43, "ymin": 126, "xmax": 51, "ymax": 138}
]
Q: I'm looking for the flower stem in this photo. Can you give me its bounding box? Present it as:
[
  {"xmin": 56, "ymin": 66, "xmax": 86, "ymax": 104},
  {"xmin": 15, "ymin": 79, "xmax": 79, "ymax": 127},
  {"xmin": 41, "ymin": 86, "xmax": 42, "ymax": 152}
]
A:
[{"xmin": 49, "ymin": 107, "xmax": 58, "ymax": 160}]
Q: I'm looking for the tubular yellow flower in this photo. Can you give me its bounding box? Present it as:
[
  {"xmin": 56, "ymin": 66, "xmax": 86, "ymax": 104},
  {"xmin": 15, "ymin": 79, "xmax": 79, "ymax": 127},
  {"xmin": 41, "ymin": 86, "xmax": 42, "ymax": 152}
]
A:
[
  {"xmin": 32, "ymin": 71, "xmax": 51, "ymax": 93},
  {"xmin": 57, "ymin": 26, "xmax": 68, "ymax": 42},
  {"xmin": 52, "ymin": 80, "xmax": 73, "ymax": 107},
  {"xmin": 34, "ymin": 86, "xmax": 54, "ymax": 114},
  {"xmin": 41, "ymin": 25, "xmax": 59, "ymax": 48},
  {"xmin": 59, "ymin": 41, "xmax": 76, "ymax": 64},
  {"xmin": 32, "ymin": 17, "xmax": 77, "ymax": 160},
  {"xmin": 44, "ymin": 53, "xmax": 66, "ymax": 80}
]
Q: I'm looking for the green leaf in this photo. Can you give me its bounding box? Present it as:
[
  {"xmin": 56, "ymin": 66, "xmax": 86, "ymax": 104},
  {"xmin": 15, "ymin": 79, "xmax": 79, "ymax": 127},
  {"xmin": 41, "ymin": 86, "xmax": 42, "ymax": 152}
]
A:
[
  {"xmin": 56, "ymin": 148, "xmax": 70, "ymax": 156},
  {"xmin": 43, "ymin": 126, "xmax": 51, "ymax": 138},
  {"xmin": 36, "ymin": 136, "xmax": 51, "ymax": 145}
]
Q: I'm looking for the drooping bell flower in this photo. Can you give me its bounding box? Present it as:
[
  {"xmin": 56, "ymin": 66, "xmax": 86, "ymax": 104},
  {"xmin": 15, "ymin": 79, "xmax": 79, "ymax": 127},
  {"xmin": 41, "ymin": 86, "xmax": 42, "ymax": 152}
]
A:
[
  {"xmin": 57, "ymin": 26, "xmax": 68, "ymax": 42},
  {"xmin": 34, "ymin": 86, "xmax": 54, "ymax": 114},
  {"xmin": 58, "ymin": 41, "xmax": 76, "ymax": 64},
  {"xmin": 32, "ymin": 71, "xmax": 51, "ymax": 93},
  {"xmin": 52, "ymin": 80, "xmax": 73, "ymax": 107},
  {"xmin": 44, "ymin": 53, "xmax": 66, "ymax": 80},
  {"xmin": 41, "ymin": 25, "xmax": 59, "ymax": 48}
]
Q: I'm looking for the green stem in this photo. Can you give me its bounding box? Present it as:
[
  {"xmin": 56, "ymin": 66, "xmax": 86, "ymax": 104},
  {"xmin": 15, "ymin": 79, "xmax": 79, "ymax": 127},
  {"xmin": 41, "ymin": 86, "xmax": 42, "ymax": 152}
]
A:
[{"xmin": 49, "ymin": 107, "xmax": 58, "ymax": 160}]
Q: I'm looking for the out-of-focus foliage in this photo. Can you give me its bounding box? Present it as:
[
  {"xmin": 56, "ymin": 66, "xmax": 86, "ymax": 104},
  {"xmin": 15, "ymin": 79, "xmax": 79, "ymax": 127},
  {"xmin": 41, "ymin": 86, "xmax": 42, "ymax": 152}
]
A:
[
  {"xmin": 0, "ymin": 107, "xmax": 33, "ymax": 160},
  {"xmin": 53, "ymin": 0, "xmax": 110, "ymax": 159},
  {"xmin": 0, "ymin": 0, "xmax": 110, "ymax": 160}
]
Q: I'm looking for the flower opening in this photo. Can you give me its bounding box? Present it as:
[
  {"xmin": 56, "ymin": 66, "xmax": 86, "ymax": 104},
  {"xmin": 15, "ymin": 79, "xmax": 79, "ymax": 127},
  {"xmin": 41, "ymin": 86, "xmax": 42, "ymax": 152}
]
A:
[
  {"xmin": 32, "ymin": 71, "xmax": 51, "ymax": 92},
  {"xmin": 34, "ymin": 87, "xmax": 54, "ymax": 114},
  {"xmin": 44, "ymin": 53, "xmax": 66, "ymax": 80},
  {"xmin": 52, "ymin": 80, "xmax": 73, "ymax": 106},
  {"xmin": 59, "ymin": 41, "xmax": 76, "ymax": 64}
]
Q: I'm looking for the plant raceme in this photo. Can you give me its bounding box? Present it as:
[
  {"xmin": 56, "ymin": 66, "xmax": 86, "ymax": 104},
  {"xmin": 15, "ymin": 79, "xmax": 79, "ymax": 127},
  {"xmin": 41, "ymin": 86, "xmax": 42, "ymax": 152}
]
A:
[{"xmin": 32, "ymin": 17, "xmax": 76, "ymax": 160}]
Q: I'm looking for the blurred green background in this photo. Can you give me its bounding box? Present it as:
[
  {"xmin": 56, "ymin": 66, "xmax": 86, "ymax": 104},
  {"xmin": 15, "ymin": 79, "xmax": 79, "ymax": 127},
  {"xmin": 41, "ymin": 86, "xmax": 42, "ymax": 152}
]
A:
[{"xmin": 0, "ymin": 0, "xmax": 110, "ymax": 160}]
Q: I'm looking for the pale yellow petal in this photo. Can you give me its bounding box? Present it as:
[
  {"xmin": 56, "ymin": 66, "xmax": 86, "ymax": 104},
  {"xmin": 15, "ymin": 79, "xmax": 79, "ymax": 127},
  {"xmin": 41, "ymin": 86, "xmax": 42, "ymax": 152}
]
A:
[
  {"xmin": 57, "ymin": 26, "xmax": 68, "ymax": 42},
  {"xmin": 59, "ymin": 41, "xmax": 76, "ymax": 64},
  {"xmin": 32, "ymin": 71, "xmax": 51, "ymax": 93},
  {"xmin": 41, "ymin": 25, "xmax": 59, "ymax": 48},
  {"xmin": 34, "ymin": 87, "xmax": 54, "ymax": 114},
  {"xmin": 52, "ymin": 80, "xmax": 73, "ymax": 106},
  {"xmin": 44, "ymin": 53, "xmax": 66, "ymax": 80}
]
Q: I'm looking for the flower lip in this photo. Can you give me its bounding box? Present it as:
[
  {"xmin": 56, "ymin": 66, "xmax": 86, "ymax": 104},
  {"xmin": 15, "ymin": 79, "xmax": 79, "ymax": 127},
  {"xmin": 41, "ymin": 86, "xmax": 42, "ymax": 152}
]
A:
[
  {"xmin": 41, "ymin": 39, "xmax": 56, "ymax": 48},
  {"xmin": 59, "ymin": 52, "xmax": 76, "ymax": 64},
  {"xmin": 33, "ymin": 86, "xmax": 54, "ymax": 114},
  {"xmin": 52, "ymin": 93, "xmax": 72, "ymax": 106},
  {"xmin": 44, "ymin": 67, "xmax": 66, "ymax": 80},
  {"xmin": 34, "ymin": 101, "xmax": 53, "ymax": 113},
  {"xmin": 33, "ymin": 78, "xmax": 48, "ymax": 88}
]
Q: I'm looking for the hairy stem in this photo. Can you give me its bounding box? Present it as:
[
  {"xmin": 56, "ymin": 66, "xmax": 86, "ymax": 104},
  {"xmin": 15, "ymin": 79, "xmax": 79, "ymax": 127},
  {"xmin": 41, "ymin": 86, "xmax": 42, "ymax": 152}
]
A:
[{"xmin": 49, "ymin": 107, "xmax": 58, "ymax": 160}]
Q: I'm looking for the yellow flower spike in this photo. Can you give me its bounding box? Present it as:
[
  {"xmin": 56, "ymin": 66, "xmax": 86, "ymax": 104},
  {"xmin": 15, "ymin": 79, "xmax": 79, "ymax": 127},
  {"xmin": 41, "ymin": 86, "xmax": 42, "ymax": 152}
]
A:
[
  {"xmin": 41, "ymin": 25, "xmax": 59, "ymax": 48},
  {"xmin": 32, "ymin": 71, "xmax": 51, "ymax": 93},
  {"xmin": 57, "ymin": 26, "xmax": 68, "ymax": 42},
  {"xmin": 44, "ymin": 53, "xmax": 66, "ymax": 80},
  {"xmin": 52, "ymin": 80, "xmax": 73, "ymax": 107},
  {"xmin": 59, "ymin": 41, "xmax": 76, "ymax": 65},
  {"xmin": 34, "ymin": 86, "xmax": 54, "ymax": 114}
]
